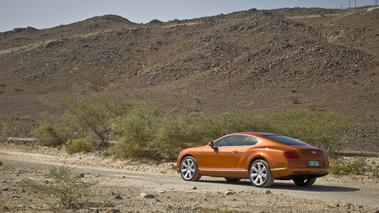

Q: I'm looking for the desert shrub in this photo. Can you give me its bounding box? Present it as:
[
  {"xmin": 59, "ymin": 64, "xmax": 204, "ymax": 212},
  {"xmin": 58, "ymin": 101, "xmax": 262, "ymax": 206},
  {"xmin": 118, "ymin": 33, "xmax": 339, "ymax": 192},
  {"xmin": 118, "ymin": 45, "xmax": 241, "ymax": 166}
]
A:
[
  {"xmin": 368, "ymin": 165, "xmax": 379, "ymax": 178},
  {"xmin": 36, "ymin": 95, "xmax": 134, "ymax": 147},
  {"xmin": 330, "ymin": 158, "xmax": 379, "ymax": 177},
  {"xmin": 0, "ymin": 123, "xmax": 11, "ymax": 142},
  {"xmin": 0, "ymin": 161, "xmax": 3, "ymax": 166},
  {"xmin": 33, "ymin": 95, "xmax": 352, "ymax": 160},
  {"xmin": 154, "ymin": 110, "xmax": 274, "ymax": 159},
  {"xmin": 19, "ymin": 166, "xmax": 97, "ymax": 208},
  {"xmin": 111, "ymin": 102, "xmax": 165, "ymax": 159},
  {"xmin": 266, "ymin": 110, "xmax": 352, "ymax": 155},
  {"xmin": 66, "ymin": 139, "xmax": 91, "ymax": 154},
  {"xmin": 111, "ymin": 108, "xmax": 351, "ymax": 160},
  {"xmin": 31, "ymin": 120, "xmax": 65, "ymax": 146},
  {"xmin": 330, "ymin": 158, "xmax": 366, "ymax": 175}
]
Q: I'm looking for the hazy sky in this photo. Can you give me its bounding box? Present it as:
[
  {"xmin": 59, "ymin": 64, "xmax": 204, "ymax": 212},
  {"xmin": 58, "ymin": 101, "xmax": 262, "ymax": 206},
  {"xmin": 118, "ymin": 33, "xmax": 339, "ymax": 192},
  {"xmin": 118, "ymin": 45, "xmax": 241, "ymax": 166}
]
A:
[{"xmin": 0, "ymin": 0, "xmax": 376, "ymax": 32}]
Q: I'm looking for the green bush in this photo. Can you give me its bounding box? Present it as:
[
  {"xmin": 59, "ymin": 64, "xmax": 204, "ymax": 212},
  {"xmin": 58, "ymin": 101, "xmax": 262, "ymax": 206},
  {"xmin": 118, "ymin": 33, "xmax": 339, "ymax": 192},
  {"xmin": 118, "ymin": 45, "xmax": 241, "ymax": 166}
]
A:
[
  {"xmin": 0, "ymin": 161, "xmax": 3, "ymax": 166},
  {"xmin": 111, "ymin": 102, "xmax": 165, "ymax": 159},
  {"xmin": 266, "ymin": 110, "xmax": 352, "ymax": 155},
  {"xmin": 31, "ymin": 120, "xmax": 65, "ymax": 146},
  {"xmin": 19, "ymin": 166, "xmax": 97, "ymax": 208},
  {"xmin": 66, "ymin": 139, "xmax": 91, "ymax": 154},
  {"xmin": 34, "ymin": 96, "xmax": 134, "ymax": 147},
  {"xmin": 368, "ymin": 165, "xmax": 379, "ymax": 178},
  {"xmin": 33, "ymin": 96, "xmax": 352, "ymax": 160},
  {"xmin": 330, "ymin": 158, "xmax": 366, "ymax": 175}
]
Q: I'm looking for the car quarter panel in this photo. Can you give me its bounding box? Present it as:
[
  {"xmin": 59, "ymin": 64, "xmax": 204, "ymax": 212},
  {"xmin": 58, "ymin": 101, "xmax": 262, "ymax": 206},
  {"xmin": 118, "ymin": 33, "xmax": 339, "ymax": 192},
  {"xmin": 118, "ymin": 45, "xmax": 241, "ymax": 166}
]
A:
[{"xmin": 235, "ymin": 146, "xmax": 293, "ymax": 176}]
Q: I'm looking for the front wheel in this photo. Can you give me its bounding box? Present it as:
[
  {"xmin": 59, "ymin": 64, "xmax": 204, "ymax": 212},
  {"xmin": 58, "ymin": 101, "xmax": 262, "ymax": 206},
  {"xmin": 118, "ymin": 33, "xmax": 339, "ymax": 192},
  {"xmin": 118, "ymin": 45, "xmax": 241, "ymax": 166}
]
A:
[
  {"xmin": 249, "ymin": 159, "xmax": 274, "ymax": 188},
  {"xmin": 293, "ymin": 177, "xmax": 316, "ymax": 186},
  {"xmin": 180, "ymin": 156, "xmax": 201, "ymax": 181}
]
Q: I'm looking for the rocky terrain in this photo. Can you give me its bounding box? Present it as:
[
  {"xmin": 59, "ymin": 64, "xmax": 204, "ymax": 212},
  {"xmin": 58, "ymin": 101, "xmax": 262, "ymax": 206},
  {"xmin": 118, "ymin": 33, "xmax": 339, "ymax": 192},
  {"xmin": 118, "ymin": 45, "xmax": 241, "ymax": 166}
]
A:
[
  {"xmin": 0, "ymin": 143, "xmax": 378, "ymax": 213},
  {"xmin": 0, "ymin": 7, "xmax": 378, "ymax": 151}
]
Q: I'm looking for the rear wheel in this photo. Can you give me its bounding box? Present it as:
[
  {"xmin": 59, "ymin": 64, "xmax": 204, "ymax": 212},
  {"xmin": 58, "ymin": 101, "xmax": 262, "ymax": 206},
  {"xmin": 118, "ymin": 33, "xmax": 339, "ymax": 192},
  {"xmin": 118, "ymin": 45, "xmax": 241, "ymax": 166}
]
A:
[
  {"xmin": 293, "ymin": 177, "xmax": 316, "ymax": 186},
  {"xmin": 249, "ymin": 159, "xmax": 274, "ymax": 188},
  {"xmin": 180, "ymin": 156, "xmax": 201, "ymax": 181},
  {"xmin": 225, "ymin": 177, "xmax": 241, "ymax": 182}
]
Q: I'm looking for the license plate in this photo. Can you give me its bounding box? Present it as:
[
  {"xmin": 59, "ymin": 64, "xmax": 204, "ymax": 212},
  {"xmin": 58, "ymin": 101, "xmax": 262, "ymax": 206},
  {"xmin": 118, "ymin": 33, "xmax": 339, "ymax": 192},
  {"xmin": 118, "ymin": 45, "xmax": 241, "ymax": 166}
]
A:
[{"xmin": 309, "ymin": 161, "xmax": 319, "ymax": 166}]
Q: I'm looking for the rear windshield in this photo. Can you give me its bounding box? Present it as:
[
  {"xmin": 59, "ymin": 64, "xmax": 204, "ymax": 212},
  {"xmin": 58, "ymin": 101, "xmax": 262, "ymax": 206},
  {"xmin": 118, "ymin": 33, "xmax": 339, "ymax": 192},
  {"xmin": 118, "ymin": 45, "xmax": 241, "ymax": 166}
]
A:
[{"xmin": 263, "ymin": 135, "xmax": 307, "ymax": 145}]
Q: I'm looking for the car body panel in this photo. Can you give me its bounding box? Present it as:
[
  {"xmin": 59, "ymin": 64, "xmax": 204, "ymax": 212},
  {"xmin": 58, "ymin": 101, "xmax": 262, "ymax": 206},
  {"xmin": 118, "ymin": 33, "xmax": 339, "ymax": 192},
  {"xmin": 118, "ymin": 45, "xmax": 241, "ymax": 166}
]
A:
[{"xmin": 177, "ymin": 132, "xmax": 329, "ymax": 181}]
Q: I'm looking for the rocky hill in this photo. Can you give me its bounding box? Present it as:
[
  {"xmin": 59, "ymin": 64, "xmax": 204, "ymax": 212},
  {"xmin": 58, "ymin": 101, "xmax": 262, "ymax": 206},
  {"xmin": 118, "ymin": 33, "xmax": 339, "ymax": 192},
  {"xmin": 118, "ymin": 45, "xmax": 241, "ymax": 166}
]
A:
[{"xmin": 0, "ymin": 7, "xmax": 378, "ymax": 152}]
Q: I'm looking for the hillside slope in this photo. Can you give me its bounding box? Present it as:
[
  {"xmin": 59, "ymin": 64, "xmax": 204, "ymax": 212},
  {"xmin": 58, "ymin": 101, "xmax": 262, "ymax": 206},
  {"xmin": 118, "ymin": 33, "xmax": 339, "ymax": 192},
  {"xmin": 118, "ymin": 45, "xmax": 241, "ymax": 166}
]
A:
[{"xmin": 0, "ymin": 7, "xmax": 378, "ymax": 152}]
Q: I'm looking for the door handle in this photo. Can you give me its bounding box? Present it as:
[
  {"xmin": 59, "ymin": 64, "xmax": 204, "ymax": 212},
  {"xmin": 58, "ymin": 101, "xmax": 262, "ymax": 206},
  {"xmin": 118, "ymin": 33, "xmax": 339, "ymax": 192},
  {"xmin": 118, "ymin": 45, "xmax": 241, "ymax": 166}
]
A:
[{"xmin": 232, "ymin": 150, "xmax": 239, "ymax": 153}]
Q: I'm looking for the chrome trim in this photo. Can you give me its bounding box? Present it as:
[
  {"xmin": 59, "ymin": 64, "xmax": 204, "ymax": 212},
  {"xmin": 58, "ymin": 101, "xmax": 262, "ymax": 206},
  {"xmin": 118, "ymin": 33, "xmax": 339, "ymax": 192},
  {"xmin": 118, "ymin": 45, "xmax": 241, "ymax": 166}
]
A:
[
  {"xmin": 200, "ymin": 169, "xmax": 248, "ymax": 172},
  {"xmin": 271, "ymin": 168, "xmax": 287, "ymax": 171}
]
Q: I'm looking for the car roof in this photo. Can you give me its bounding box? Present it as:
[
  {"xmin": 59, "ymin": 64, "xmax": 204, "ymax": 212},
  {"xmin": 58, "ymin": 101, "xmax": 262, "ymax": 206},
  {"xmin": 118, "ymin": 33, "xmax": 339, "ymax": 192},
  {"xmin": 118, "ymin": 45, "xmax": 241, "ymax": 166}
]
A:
[{"xmin": 233, "ymin": 132, "xmax": 277, "ymax": 136}]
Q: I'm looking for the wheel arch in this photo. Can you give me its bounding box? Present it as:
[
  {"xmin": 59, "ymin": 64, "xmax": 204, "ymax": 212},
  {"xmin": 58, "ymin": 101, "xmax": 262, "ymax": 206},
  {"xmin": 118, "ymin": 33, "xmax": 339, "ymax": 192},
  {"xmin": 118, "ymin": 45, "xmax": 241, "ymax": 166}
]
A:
[
  {"xmin": 248, "ymin": 155, "xmax": 271, "ymax": 171},
  {"xmin": 180, "ymin": 154, "xmax": 195, "ymax": 162}
]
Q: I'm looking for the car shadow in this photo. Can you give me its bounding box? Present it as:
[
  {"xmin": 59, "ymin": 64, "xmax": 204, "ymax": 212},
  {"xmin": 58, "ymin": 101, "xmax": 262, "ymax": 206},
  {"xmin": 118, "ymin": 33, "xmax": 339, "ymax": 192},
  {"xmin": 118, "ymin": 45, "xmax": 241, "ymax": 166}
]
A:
[
  {"xmin": 270, "ymin": 182, "xmax": 360, "ymax": 192},
  {"xmin": 198, "ymin": 179, "xmax": 360, "ymax": 192}
]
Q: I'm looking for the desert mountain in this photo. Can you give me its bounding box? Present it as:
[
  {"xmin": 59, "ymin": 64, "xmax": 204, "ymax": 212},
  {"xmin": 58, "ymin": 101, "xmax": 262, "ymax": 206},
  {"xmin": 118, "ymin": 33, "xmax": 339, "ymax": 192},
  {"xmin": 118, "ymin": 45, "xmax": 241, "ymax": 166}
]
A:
[{"xmin": 0, "ymin": 7, "xmax": 378, "ymax": 152}]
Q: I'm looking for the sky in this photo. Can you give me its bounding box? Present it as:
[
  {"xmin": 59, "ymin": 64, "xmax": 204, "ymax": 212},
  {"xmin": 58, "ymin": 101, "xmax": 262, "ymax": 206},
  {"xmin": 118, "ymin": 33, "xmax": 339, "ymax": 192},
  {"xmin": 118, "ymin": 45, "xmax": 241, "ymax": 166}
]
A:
[{"xmin": 0, "ymin": 0, "xmax": 377, "ymax": 32}]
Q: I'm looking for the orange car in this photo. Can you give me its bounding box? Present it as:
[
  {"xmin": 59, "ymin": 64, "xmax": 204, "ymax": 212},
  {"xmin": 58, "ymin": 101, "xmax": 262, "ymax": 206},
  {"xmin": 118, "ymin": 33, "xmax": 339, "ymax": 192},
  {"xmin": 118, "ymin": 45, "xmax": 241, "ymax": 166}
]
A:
[{"xmin": 177, "ymin": 132, "xmax": 329, "ymax": 188}]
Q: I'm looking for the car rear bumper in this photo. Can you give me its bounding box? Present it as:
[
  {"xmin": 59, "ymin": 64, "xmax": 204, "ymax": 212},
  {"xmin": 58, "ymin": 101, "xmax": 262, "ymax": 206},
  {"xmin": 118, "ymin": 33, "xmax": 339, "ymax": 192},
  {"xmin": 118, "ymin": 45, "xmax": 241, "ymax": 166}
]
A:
[
  {"xmin": 284, "ymin": 171, "xmax": 329, "ymax": 179},
  {"xmin": 272, "ymin": 167, "xmax": 329, "ymax": 179}
]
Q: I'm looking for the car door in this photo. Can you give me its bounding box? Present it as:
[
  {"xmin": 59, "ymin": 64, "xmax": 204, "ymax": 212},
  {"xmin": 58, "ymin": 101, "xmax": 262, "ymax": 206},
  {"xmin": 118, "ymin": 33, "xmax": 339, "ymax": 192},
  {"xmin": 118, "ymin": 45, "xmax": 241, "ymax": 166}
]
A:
[
  {"xmin": 200, "ymin": 135, "xmax": 247, "ymax": 175},
  {"xmin": 233, "ymin": 136, "xmax": 260, "ymax": 172}
]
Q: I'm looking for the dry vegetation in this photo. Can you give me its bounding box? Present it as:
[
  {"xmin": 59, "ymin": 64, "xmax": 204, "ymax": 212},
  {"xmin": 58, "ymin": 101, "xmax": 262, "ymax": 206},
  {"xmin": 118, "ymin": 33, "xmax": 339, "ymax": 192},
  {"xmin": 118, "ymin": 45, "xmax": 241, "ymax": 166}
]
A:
[{"xmin": 0, "ymin": 7, "xmax": 378, "ymax": 153}]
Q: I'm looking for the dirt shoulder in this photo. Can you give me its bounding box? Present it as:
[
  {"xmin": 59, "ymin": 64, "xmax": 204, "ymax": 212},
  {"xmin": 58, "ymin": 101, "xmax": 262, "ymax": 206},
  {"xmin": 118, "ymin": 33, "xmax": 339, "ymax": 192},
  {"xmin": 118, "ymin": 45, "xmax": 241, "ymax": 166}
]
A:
[{"xmin": 0, "ymin": 143, "xmax": 378, "ymax": 213}]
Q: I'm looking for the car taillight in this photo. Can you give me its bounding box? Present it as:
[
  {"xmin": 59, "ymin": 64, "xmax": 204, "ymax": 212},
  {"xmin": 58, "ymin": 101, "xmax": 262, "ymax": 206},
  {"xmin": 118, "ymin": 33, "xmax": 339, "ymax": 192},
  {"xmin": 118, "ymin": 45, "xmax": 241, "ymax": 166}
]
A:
[{"xmin": 283, "ymin": 151, "xmax": 300, "ymax": 159}]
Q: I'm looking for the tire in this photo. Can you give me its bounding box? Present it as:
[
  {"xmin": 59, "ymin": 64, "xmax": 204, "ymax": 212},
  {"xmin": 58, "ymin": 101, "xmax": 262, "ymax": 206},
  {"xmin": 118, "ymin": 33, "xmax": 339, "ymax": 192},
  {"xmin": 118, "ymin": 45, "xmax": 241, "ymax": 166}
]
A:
[
  {"xmin": 249, "ymin": 159, "xmax": 274, "ymax": 188},
  {"xmin": 180, "ymin": 156, "xmax": 201, "ymax": 181},
  {"xmin": 293, "ymin": 177, "xmax": 316, "ymax": 187},
  {"xmin": 225, "ymin": 177, "xmax": 241, "ymax": 182}
]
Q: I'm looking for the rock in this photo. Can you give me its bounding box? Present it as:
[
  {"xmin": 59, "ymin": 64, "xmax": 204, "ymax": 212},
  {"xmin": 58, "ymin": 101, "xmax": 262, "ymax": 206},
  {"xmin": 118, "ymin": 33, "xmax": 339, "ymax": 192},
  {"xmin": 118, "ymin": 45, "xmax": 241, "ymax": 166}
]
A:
[
  {"xmin": 115, "ymin": 194, "xmax": 123, "ymax": 200},
  {"xmin": 265, "ymin": 190, "xmax": 272, "ymax": 194},
  {"xmin": 343, "ymin": 203, "xmax": 352, "ymax": 209},
  {"xmin": 191, "ymin": 186, "xmax": 197, "ymax": 190},
  {"xmin": 158, "ymin": 190, "xmax": 166, "ymax": 194},
  {"xmin": 106, "ymin": 209, "xmax": 121, "ymax": 213},
  {"xmin": 225, "ymin": 190, "xmax": 235, "ymax": 195},
  {"xmin": 79, "ymin": 173, "xmax": 85, "ymax": 178},
  {"xmin": 140, "ymin": 193, "xmax": 155, "ymax": 199}
]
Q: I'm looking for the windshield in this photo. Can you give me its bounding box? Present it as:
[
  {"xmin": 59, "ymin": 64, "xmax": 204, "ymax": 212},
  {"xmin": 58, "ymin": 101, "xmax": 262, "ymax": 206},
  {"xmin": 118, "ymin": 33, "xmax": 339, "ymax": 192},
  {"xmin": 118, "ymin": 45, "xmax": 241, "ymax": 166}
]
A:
[{"xmin": 263, "ymin": 135, "xmax": 307, "ymax": 145}]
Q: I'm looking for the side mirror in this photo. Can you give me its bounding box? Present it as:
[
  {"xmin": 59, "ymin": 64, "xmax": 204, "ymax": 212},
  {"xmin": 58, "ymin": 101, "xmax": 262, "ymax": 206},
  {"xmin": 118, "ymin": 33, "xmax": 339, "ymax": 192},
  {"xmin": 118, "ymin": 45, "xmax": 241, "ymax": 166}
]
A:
[{"xmin": 210, "ymin": 141, "xmax": 217, "ymax": 149}]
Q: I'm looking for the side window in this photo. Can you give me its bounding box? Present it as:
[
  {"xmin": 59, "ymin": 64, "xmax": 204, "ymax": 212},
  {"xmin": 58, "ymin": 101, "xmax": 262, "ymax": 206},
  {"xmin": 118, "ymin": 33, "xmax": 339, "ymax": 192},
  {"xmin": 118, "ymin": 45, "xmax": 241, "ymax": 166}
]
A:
[
  {"xmin": 215, "ymin": 135, "xmax": 248, "ymax": 147},
  {"xmin": 215, "ymin": 136, "xmax": 232, "ymax": 147},
  {"xmin": 233, "ymin": 135, "xmax": 248, "ymax": 146},
  {"xmin": 245, "ymin": 136, "xmax": 259, "ymax": 146}
]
